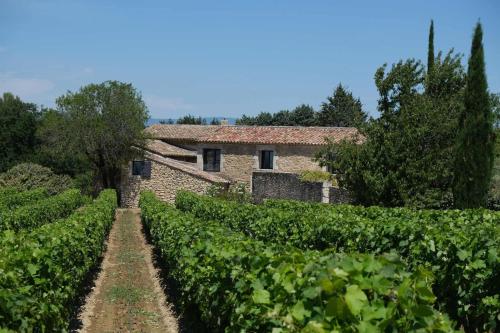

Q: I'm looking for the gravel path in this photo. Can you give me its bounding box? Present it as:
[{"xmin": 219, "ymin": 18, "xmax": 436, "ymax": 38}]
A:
[{"xmin": 77, "ymin": 208, "xmax": 179, "ymax": 333}]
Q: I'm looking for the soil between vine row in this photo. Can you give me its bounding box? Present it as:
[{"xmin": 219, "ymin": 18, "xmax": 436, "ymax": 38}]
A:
[{"xmin": 77, "ymin": 208, "xmax": 179, "ymax": 333}]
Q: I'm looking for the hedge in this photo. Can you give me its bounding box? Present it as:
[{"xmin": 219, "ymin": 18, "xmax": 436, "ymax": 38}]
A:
[
  {"xmin": 142, "ymin": 191, "xmax": 456, "ymax": 332},
  {"xmin": 0, "ymin": 189, "xmax": 89, "ymax": 232},
  {"xmin": 175, "ymin": 191, "xmax": 500, "ymax": 332},
  {"xmin": 0, "ymin": 187, "xmax": 49, "ymax": 210},
  {"xmin": 0, "ymin": 189, "xmax": 117, "ymax": 332}
]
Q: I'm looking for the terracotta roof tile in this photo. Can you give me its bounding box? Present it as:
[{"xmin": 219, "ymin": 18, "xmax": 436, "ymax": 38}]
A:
[
  {"xmin": 147, "ymin": 124, "xmax": 360, "ymax": 146},
  {"xmin": 145, "ymin": 139, "xmax": 196, "ymax": 157}
]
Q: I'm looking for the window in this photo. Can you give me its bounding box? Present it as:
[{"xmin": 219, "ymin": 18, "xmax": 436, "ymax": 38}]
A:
[
  {"xmin": 203, "ymin": 149, "xmax": 221, "ymax": 171},
  {"xmin": 132, "ymin": 160, "xmax": 145, "ymax": 176},
  {"xmin": 260, "ymin": 150, "xmax": 274, "ymax": 169}
]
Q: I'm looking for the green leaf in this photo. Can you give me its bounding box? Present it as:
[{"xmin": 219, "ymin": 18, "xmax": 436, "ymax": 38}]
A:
[
  {"xmin": 291, "ymin": 300, "xmax": 311, "ymax": 321},
  {"xmin": 344, "ymin": 285, "xmax": 368, "ymax": 316},
  {"xmin": 252, "ymin": 289, "xmax": 270, "ymax": 304}
]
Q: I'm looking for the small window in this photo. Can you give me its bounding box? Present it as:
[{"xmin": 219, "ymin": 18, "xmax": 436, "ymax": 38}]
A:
[
  {"xmin": 203, "ymin": 149, "xmax": 221, "ymax": 172},
  {"xmin": 132, "ymin": 161, "xmax": 145, "ymax": 176},
  {"xmin": 260, "ymin": 150, "xmax": 274, "ymax": 169}
]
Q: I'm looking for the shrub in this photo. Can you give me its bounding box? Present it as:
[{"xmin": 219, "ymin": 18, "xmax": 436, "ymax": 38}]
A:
[
  {"xmin": 0, "ymin": 187, "xmax": 49, "ymax": 210},
  {"xmin": 0, "ymin": 189, "xmax": 117, "ymax": 332},
  {"xmin": 0, "ymin": 163, "xmax": 73, "ymax": 195}
]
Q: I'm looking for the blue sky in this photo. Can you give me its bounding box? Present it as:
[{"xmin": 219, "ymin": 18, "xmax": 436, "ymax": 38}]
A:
[{"xmin": 1, "ymin": 0, "xmax": 499, "ymax": 119}]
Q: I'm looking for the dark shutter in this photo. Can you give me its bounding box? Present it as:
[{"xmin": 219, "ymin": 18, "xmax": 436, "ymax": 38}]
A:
[
  {"xmin": 260, "ymin": 150, "xmax": 274, "ymax": 169},
  {"xmin": 203, "ymin": 149, "xmax": 221, "ymax": 172},
  {"xmin": 142, "ymin": 160, "xmax": 152, "ymax": 179}
]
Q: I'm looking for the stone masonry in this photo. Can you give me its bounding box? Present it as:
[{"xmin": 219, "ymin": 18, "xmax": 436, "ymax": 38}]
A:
[{"xmin": 120, "ymin": 152, "xmax": 229, "ymax": 207}]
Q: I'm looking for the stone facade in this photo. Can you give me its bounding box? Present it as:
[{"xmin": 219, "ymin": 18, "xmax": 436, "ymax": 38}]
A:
[
  {"xmin": 120, "ymin": 152, "xmax": 229, "ymax": 207},
  {"xmin": 181, "ymin": 143, "xmax": 323, "ymax": 189}
]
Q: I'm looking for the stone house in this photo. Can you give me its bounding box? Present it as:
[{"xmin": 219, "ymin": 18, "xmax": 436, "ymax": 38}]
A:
[{"xmin": 120, "ymin": 124, "xmax": 359, "ymax": 207}]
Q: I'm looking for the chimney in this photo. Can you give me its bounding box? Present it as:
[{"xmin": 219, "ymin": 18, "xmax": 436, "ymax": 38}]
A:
[{"xmin": 220, "ymin": 118, "xmax": 229, "ymax": 126}]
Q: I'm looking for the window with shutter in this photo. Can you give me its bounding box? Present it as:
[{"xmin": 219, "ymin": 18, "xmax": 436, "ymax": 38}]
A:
[
  {"xmin": 260, "ymin": 150, "xmax": 274, "ymax": 169},
  {"xmin": 203, "ymin": 149, "xmax": 221, "ymax": 171},
  {"xmin": 132, "ymin": 161, "xmax": 145, "ymax": 176}
]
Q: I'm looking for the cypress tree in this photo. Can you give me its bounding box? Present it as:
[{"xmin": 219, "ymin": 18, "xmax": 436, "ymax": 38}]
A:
[
  {"xmin": 453, "ymin": 22, "xmax": 494, "ymax": 208},
  {"xmin": 427, "ymin": 20, "xmax": 435, "ymax": 73}
]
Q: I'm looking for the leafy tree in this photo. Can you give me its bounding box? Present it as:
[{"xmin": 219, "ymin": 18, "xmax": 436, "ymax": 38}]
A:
[
  {"xmin": 318, "ymin": 84, "xmax": 367, "ymax": 127},
  {"xmin": 177, "ymin": 114, "xmax": 207, "ymax": 125},
  {"xmin": 491, "ymin": 93, "xmax": 500, "ymax": 128},
  {"xmin": 318, "ymin": 51, "xmax": 466, "ymax": 208},
  {"xmin": 210, "ymin": 117, "xmax": 221, "ymax": 125},
  {"xmin": 237, "ymin": 105, "xmax": 318, "ymax": 126},
  {"xmin": 453, "ymin": 23, "xmax": 494, "ymax": 208},
  {"xmin": 34, "ymin": 108, "xmax": 90, "ymax": 177},
  {"xmin": 55, "ymin": 81, "xmax": 149, "ymax": 191},
  {"xmin": 289, "ymin": 104, "xmax": 317, "ymax": 126},
  {"xmin": 0, "ymin": 93, "xmax": 37, "ymax": 172}
]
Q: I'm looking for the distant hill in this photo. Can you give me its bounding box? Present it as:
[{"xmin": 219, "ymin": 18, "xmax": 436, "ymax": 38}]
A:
[{"xmin": 146, "ymin": 117, "xmax": 237, "ymax": 126}]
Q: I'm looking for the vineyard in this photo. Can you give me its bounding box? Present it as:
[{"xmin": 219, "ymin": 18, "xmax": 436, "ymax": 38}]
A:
[
  {"xmin": 141, "ymin": 191, "xmax": 499, "ymax": 333},
  {"xmin": 0, "ymin": 188, "xmax": 117, "ymax": 332},
  {"xmin": 0, "ymin": 187, "xmax": 497, "ymax": 332}
]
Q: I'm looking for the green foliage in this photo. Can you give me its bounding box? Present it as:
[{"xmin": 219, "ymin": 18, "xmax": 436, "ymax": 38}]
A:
[
  {"xmin": 299, "ymin": 170, "xmax": 336, "ymax": 184},
  {"xmin": 428, "ymin": 20, "xmax": 435, "ymax": 74},
  {"xmin": 141, "ymin": 191, "xmax": 456, "ymax": 332},
  {"xmin": 0, "ymin": 163, "xmax": 74, "ymax": 195},
  {"xmin": 206, "ymin": 182, "xmax": 252, "ymax": 203},
  {"xmin": 318, "ymin": 84, "xmax": 368, "ymax": 127},
  {"xmin": 0, "ymin": 93, "xmax": 38, "ymax": 172},
  {"xmin": 34, "ymin": 108, "xmax": 91, "ymax": 177},
  {"xmin": 491, "ymin": 93, "xmax": 500, "ymax": 128},
  {"xmin": 176, "ymin": 192, "xmax": 500, "ymax": 332},
  {"xmin": 176, "ymin": 114, "xmax": 207, "ymax": 125},
  {"xmin": 0, "ymin": 187, "xmax": 49, "ymax": 210},
  {"xmin": 0, "ymin": 189, "xmax": 89, "ymax": 232},
  {"xmin": 318, "ymin": 51, "xmax": 465, "ymax": 208},
  {"xmin": 453, "ymin": 23, "xmax": 494, "ymax": 208},
  {"xmin": 55, "ymin": 80, "xmax": 149, "ymax": 189},
  {"xmin": 237, "ymin": 104, "xmax": 319, "ymax": 126},
  {"xmin": 0, "ymin": 189, "xmax": 117, "ymax": 332}
]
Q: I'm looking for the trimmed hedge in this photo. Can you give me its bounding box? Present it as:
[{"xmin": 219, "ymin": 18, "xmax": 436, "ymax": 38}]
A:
[
  {"xmin": 176, "ymin": 192, "xmax": 500, "ymax": 332},
  {"xmin": 0, "ymin": 189, "xmax": 117, "ymax": 332},
  {"xmin": 141, "ymin": 191, "xmax": 456, "ymax": 332},
  {"xmin": 0, "ymin": 189, "xmax": 89, "ymax": 232},
  {"xmin": 0, "ymin": 187, "xmax": 49, "ymax": 210}
]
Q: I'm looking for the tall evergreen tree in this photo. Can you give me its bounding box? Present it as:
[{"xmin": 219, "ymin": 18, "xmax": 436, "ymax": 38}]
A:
[
  {"xmin": 318, "ymin": 84, "xmax": 367, "ymax": 127},
  {"xmin": 427, "ymin": 20, "xmax": 435, "ymax": 73},
  {"xmin": 453, "ymin": 22, "xmax": 494, "ymax": 208}
]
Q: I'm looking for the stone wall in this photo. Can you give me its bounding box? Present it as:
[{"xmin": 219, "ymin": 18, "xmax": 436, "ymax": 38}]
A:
[
  {"xmin": 252, "ymin": 171, "xmax": 324, "ymax": 203},
  {"xmin": 252, "ymin": 171, "xmax": 352, "ymax": 204},
  {"xmin": 120, "ymin": 153, "xmax": 229, "ymax": 208}
]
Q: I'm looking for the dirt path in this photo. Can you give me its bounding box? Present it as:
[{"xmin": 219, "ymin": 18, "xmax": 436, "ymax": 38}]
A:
[{"xmin": 78, "ymin": 208, "xmax": 178, "ymax": 333}]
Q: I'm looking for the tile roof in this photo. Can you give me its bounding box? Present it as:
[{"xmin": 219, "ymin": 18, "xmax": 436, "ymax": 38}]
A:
[
  {"xmin": 146, "ymin": 124, "xmax": 360, "ymax": 146},
  {"xmin": 145, "ymin": 139, "xmax": 196, "ymax": 157},
  {"xmin": 145, "ymin": 151, "xmax": 229, "ymax": 184}
]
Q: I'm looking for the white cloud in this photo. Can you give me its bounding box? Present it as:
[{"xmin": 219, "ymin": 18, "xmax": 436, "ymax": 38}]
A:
[
  {"xmin": 144, "ymin": 94, "xmax": 193, "ymax": 117},
  {"xmin": 0, "ymin": 76, "xmax": 54, "ymax": 98}
]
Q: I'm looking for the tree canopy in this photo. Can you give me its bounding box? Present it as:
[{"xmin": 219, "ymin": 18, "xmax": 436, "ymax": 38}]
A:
[
  {"xmin": 0, "ymin": 93, "xmax": 38, "ymax": 172},
  {"xmin": 53, "ymin": 81, "xmax": 149, "ymax": 190},
  {"xmin": 317, "ymin": 22, "xmax": 468, "ymax": 208}
]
